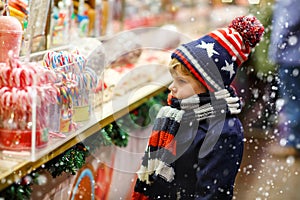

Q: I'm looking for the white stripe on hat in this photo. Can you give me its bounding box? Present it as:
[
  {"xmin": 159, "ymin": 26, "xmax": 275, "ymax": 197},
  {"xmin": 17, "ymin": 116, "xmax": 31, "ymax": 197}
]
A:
[
  {"xmin": 210, "ymin": 29, "xmax": 244, "ymax": 64},
  {"xmin": 223, "ymin": 28, "xmax": 249, "ymax": 59},
  {"xmin": 177, "ymin": 45, "xmax": 223, "ymax": 91},
  {"xmin": 223, "ymin": 28, "xmax": 243, "ymax": 49}
]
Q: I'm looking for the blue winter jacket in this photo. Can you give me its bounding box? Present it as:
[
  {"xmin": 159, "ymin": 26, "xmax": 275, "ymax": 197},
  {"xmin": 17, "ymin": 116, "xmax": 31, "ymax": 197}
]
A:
[
  {"xmin": 269, "ymin": 0, "xmax": 300, "ymax": 65},
  {"xmin": 134, "ymin": 116, "xmax": 244, "ymax": 199}
]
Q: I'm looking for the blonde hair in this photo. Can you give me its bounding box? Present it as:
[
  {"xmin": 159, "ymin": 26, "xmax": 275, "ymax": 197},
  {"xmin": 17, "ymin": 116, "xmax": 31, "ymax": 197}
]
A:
[
  {"xmin": 169, "ymin": 58, "xmax": 196, "ymax": 80},
  {"xmin": 169, "ymin": 58, "xmax": 208, "ymax": 93}
]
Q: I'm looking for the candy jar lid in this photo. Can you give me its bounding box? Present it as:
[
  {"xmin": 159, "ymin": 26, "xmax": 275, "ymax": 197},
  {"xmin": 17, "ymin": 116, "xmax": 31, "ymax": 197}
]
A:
[{"xmin": 0, "ymin": 16, "xmax": 23, "ymax": 33}]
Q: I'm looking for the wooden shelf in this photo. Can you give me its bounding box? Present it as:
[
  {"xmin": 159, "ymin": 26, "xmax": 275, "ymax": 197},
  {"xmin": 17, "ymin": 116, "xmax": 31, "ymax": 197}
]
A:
[{"xmin": 0, "ymin": 74, "xmax": 171, "ymax": 191}]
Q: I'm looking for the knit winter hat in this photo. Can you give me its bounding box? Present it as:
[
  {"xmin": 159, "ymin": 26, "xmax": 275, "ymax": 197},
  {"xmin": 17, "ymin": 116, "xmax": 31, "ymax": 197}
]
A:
[{"xmin": 171, "ymin": 15, "xmax": 264, "ymax": 92}]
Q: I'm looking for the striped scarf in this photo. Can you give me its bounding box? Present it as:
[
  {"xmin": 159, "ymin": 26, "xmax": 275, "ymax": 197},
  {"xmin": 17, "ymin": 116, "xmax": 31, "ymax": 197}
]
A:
[{"xmin": 132, "ymin": 87, "xmax": 241, "ymax": 200}]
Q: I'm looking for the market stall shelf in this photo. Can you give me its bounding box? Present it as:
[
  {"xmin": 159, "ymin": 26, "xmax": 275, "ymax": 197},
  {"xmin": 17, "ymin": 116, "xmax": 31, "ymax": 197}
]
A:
[{"xmin": 0, "ymin": 72, "xmax": 172, "ymax": 191}]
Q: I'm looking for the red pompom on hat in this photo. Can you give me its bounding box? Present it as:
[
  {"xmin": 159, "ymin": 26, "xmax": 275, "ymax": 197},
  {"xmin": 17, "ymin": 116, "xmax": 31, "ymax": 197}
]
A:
[
  {"xmin": 229, "ymin": 15, "xmax": 265, "ymax": 48},
  {"xmin": 171, "ymin": 15, "xmax": 264, "ymax": 91}
]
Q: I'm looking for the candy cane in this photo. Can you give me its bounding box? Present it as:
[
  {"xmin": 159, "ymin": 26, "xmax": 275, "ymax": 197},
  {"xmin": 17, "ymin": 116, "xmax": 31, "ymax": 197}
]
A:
[
  {"xmin": 86, "ymin": 67, "xmax": 98, "ymax": 88},
  {"xmin": 51, "ymin": 53, "xmax": 59, "ymax": 70},
  {"xmin": 71, "ymin": 73, "xmax": 81, "ymax": 89},
  {"xmin": 39, "ymin": 69, "xmax": 56, "ymax": 85},
  {"xmin": 75, "ymin": 55, "xmax": 86, "ymax": 72},
  {"xmin": 61, "ymin": 85, "xmax": 68, "ymax": 105},
  {"xmin": 0, "ymin": 66, "xmax": 12, "ymax": 86},
  {"xmin": 12, "ymin": 67, "xmax": 21, "ymax": 87},
  {"xmin": 54, "ymin": 84, "xmax": 62, "ymax": 104},
  {"xmin": 46, "ymin": 86, "xmax": 58, "ymax": 104},
  {"xmin": 18, "ymin": 88, "xmax": 27, "ymax": 111},
  {"xmin": 2, "ymin": 90, "xmax": 12, "ymax": 107},
  {"xmin": 0, "ymin": 87, "xmax": 10, "ymax": 106},
  {"xmin": 11, "ymin": 87, "xmax": 19, "ymax": 105},
  {"xmin": 58, "ymin": 71, "xmax": 68, "ymax": 83},
  {"xmin": 43, "ymin": 51, "xmax": 53, "ymax": 68},
  {"xmin": 66, "ymin": 84, "xmax": 73, "ymax": 106}
]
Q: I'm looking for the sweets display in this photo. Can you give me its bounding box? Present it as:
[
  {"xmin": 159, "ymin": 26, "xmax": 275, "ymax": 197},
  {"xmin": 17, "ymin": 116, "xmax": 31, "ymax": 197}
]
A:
[
  {"xmin": 0, "ymin": 19, "xmax": 172, "ymax": 152},
  {"xmin": 43, "ymin": 50, "xmax": 98, "ymax": 128},
  {"xmin": 102, "ymin": 49, "xmax": 170, "ymax": 97},
  {"xmin": 0, "ymin": 54, "xmax": 57, "ymax": 150},
  {"xmin": 93, "ymin": 29, "xmax": 175, "ymax": 103},
  {"xmin": 0, "ymin": 16, "xmax": 23, "ymax": 63},
  {"xmin": 48, "ymin": 77, "xmax": 77, "ymax": 133},
  {"xmin": 92, "ymin": 48, "xmax": 170, "ymax": 107}
]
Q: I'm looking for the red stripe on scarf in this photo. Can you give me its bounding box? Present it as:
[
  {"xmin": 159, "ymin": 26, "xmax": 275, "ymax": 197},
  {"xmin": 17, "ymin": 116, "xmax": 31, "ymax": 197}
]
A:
[
  {"xmin": 167, "ymin": 93, "xmax": 173, "ymax": 106},
  {"xmin": 149, "ymin": 130, "xmax": 177, "ymax": 155},
  {"xmin": 131, "ymin": 191, "xmax": 150, "ymax": 200}
]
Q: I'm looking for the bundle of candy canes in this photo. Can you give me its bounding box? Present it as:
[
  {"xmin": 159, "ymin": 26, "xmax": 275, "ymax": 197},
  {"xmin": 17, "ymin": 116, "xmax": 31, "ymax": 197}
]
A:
[
  {"xmin": 53, "ymin": 70, "xmax": 77, "ymax": 110},
  {"xmin": 0, "ymin": 55, "xmax": 57, "ymax": 131},
  {"xmin": 43, "ymin": 50, "xmax": 98, "ymax": 107},
  {"xmin": 43, "ymin": 50, "xmax": 86, "ymax": 73}
]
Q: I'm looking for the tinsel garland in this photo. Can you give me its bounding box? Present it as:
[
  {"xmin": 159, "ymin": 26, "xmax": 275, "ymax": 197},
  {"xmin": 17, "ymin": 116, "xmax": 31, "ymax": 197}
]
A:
[
  {"xmin": 45, "ymin": 121, "xmax": 131, "ymax": 178},
  {"xmin": 45, "ymin": 143, "xmax": 90, "ymax": 178},
  {"xmin": 104, "ymin": 122, "xmax": 129, "ymax": 147},
  {"xmin": 0, "ymin": 172, "xmax": 39, "ymax": 200}
]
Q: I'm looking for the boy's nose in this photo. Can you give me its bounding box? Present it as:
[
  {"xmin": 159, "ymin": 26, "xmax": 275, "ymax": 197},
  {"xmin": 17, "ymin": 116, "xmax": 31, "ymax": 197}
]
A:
[{"xmin": 168, "ymin": 82, "xmax": 174, "ymax": 91}]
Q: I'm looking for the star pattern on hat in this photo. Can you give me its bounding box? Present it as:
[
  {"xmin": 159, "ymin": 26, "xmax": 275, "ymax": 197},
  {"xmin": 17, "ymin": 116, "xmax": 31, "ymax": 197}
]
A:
[
  {"xmin": 221, "ymin": 60, "xmax": 235, "ymax": 78},
  {"xmin": 195, "ymin": 41, "xmax": 219, "ymax": 58}
]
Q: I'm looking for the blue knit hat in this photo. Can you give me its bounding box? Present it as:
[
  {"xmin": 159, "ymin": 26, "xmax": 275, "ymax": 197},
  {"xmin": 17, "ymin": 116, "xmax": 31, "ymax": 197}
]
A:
[{"xmin": 171, "ymin": 15, "xmax": 264, "ymax": 92}]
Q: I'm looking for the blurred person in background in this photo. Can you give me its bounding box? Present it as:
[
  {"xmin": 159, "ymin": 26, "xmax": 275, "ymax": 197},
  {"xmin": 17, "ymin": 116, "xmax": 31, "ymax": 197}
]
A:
[{"xmin": 268, "ymin": 0, "xmax": 300, "ymax": 156}]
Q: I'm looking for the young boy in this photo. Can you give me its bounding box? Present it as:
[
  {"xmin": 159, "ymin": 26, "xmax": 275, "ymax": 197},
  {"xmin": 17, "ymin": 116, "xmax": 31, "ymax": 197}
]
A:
[{"xmin": 132, "ymin": 15, "xmax": 264, "ymax": 200}]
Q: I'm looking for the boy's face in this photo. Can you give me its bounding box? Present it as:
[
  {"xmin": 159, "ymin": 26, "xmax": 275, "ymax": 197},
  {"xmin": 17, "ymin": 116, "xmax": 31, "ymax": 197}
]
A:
[{"xmin": 168, "ymin": 68, "xmax": 207, "ymax": 99}]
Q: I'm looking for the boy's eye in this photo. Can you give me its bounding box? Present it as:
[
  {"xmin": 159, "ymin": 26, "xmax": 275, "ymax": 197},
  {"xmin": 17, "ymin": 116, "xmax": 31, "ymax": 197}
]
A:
[{"xmin": 178, "ymin": 79, "xmax": 186, "ymax": 83}]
